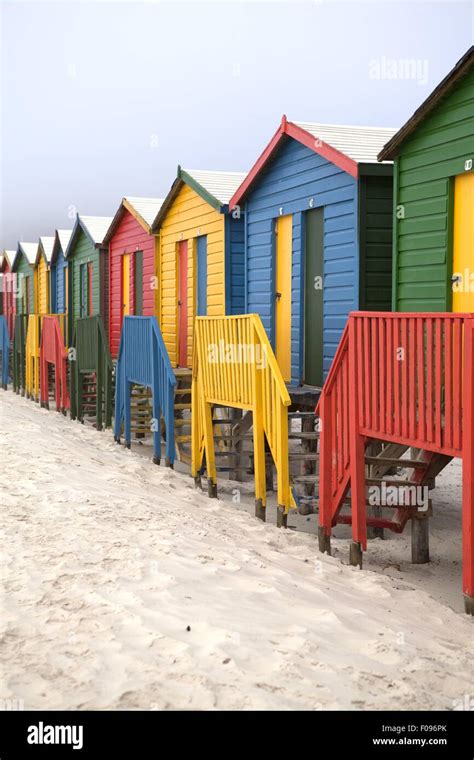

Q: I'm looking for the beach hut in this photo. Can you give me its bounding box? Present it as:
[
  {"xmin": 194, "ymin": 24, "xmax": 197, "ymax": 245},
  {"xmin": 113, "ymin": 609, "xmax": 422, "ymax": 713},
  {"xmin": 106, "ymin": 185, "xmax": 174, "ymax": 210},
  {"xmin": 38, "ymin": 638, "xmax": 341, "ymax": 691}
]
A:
[
  {"xmin": 65, "ymin": 215, "xmax": 113, "ymax": 339},
  {"xmin": 11, "ymin": 242, "xmax": 36, "ymax": 395},
  {"xmin": 229, "ymin": 117, "xmax": 397, "ymax": 389},
  {"xmin": 378, "ymin": 46, "xmax": 474, "ymax": 313},
  {"xmin": 151, "ymin": 167, "xmax": 247, "ymax": 368},
  {"xmin": 1, "ymin": 250, "xmax": 15, "ymax": 337},
  {"xmin": 103, "ymin": 197, "xmax": 164, "ymax": 359},
  {"xmin": 34, "ymin": 236, "xmax": 55, "ymax": 315},
  {"xmin": 11, "ymin": 242, "xmax": 37, "ymax": 315},
  {"xmin": 50, "ymin": 229, "xmax": 72, "ymax": 317}
]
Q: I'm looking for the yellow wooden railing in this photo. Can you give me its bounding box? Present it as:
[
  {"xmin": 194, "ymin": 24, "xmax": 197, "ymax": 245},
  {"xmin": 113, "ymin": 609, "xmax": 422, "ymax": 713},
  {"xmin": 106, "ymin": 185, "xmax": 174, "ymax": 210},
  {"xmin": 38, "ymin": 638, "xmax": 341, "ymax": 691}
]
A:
[
  {"xmin": 25, "ymin": 314, "xmax": 66, "ymax": 401},
  {"xmin": 192, "ymin": 314, "xmax": 295, "ymax": 519}
]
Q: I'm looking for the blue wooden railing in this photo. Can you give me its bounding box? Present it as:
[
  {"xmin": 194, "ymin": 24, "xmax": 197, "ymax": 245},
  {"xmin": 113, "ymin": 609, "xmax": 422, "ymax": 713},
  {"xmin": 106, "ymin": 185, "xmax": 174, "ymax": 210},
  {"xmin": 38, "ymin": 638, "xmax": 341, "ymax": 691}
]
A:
[{"xmin": 114, "ymin": 316, "xmax": 176, "ymax": 466}]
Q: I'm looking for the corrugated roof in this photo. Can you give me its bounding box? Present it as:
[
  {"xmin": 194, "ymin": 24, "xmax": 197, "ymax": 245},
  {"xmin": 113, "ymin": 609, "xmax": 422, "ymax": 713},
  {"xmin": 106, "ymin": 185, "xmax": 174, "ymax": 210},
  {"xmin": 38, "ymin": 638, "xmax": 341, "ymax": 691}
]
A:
[
  {"xmin": 18, "ymin": 242, "xmax": 38, "ymax": 264},
  {"xmin": 39, "ymin": 236, "xmax": 55, "ymax": 264},
  {"xmin": 80, "ymin": 215, "xmax": 114, "ymax": 246},
  {"xmin": 183, "ymin": 169, "xmax": 248, "ymax": 205},
  {"xmin": 293, "ymin": 122, "xmax": 398, "ymax": 164},
  {"xmin": 124, "ymin": 197, "xmax": 164, "ymax": 228},
  {"xmin": 57, "ymin": 229, "xmax": 73, "ymax": 253}
]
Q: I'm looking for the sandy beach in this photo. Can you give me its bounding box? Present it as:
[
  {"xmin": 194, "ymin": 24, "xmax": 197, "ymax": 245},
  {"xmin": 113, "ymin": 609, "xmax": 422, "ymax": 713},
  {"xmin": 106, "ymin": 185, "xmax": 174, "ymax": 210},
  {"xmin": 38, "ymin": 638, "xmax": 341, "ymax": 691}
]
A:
[{"xmin": 1, "ymin": 392, "xmax": 472, "ymax": 711}]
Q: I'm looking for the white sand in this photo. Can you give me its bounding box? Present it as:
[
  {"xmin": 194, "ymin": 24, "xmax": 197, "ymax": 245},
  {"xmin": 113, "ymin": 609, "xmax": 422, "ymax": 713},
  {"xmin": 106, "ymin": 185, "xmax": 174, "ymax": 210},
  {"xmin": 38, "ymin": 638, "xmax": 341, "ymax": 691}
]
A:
[{"xmin": 0, "ymin": 392, "xmax": 472, "ymax": 710}]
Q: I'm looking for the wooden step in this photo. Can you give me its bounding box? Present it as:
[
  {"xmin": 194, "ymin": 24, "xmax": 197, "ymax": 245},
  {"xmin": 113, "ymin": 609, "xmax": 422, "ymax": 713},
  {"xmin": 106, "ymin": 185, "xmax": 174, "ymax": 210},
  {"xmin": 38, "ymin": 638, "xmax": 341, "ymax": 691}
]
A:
[
  {"xmin": 289, "ymin": 431, "xmax": 320, "ymax": 439},
  {"xmin": 175, "ymin": 434, "xmax": 192, "ymax": 443},
  {"xmin": 365, "ymin": 456, "xmax": 428, "ymax": 469},
  {"xmin": 288, "ymin": 452, "xmax": 319, "ymax": 461},
  {"xmin": 174, "ymin": 403, "xmax": 192, "ymax": 410},
  {"xmin": 292, "ymin": 475, "xmax": 320, "ymax": 484},
  {"xmin": 288, "ymin": 411, "xmax": 317, "ymax": 418},
  {"xmin": 213, "ymin": 432, "xmax": 253, "ymax": 440},
  {"xmin": 365, "ymin": 476, "xmax": 420, "ymax": 487}
]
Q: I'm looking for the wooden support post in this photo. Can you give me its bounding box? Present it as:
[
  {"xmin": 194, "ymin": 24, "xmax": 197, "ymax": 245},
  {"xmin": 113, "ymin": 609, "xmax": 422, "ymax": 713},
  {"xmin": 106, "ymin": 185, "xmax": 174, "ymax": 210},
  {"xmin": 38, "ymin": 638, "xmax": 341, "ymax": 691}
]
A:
[
  {"xmin": 96, "ymin": 341, "xmax": 103, "ymax": 432},
  {"xmin": 229, "ymin": 407, "xmax": 243, "ymax": 482},
  {"xmin": 124, "ymin": 379, "xmax": 131, "ymax": 447},
  {"xmin": 319, "ymin": 394, "xmax": 332, "ymax": 544},
  {"xmin": 253, "ymin": 351, "xmax": 266, "ymax": 520},
  {"xmin": 463, "ymin": 319, "xmax": 474, "ymax": 615},
  {"xmin": 255, "ymin": 499, "xmax": 265, "ymax": 521},
  {"xmin": 349, "ymin": 541, "xmax": 363, "ymax": 568},
  {"xmin": 201, "ymin": 397, "xmax": 217, "ymax": 498},
  {"xmin": 152, "ymin": 347, "xmax": 162, "ymax": 465},
  {"xmin": 318, "ymin": 525, "xmax": 331, "ymax": 555},
  {"xmin": 411, "ymin": 514, "xmax": 430, "ymax": 564},
  {"xmin": 348, "ymin": 318, "xmax": 367, "ymax": 553}
]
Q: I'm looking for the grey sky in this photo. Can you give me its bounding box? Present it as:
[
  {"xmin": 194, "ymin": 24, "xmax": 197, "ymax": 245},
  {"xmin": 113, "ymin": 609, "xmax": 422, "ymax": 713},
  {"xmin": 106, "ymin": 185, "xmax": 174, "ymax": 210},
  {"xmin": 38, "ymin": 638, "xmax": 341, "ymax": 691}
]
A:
[{"xmin": 0, "ymin": 0, "xmax": 472, "ymax": 249}]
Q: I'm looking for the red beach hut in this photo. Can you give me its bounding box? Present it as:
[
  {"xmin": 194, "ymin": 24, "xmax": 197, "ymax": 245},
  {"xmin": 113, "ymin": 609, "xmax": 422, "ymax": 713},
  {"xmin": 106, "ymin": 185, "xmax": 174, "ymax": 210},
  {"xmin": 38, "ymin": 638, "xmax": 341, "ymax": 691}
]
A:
[{"xmin": 103, "ymin": 197, "xmax": 164, "ymax": 358}]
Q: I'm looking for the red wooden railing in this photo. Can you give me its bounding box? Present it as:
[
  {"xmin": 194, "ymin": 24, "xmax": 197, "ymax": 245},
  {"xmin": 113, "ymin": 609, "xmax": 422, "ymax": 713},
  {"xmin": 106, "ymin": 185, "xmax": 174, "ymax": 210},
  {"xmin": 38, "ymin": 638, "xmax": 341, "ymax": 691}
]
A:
[
  {"xmin": 317, "ymin": 312, "xmax": 474, "ymax": 609},
  {"xmin": 40, "ymin": 315, "xmax": 69, "ymax": 413}
]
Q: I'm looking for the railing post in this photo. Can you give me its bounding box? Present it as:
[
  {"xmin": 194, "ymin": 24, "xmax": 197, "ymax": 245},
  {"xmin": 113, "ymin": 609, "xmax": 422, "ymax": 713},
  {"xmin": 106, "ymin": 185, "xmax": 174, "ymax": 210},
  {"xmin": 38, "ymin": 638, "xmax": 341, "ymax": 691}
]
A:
[
  {"xmin": 318, "ymin": 393, "xmax": 332, "ymax": 554},
  {"xmin": 200, "ymin": 385, "xmax": 217, "ymax": 498},
  {"xmin": 151, "ymin": 331, "xmax": 162, "ymax": 465},
  {"xmin": 348, "ymin": 316, "xmax": 366, "ymax": 566},
  {"xmin": 462, "ymin": 317, "xmax": 474, "ymax": 615},
  {"xmin": 252, "ymin": 324, "xmax": 266, "ymax": 521},
  {"xmin": 276, "ymin": 398, "xmax": 290, "ymax": 527},
  {"xmin": 96, "ymin": 322, "xmax": 103, "ymax": 431}
]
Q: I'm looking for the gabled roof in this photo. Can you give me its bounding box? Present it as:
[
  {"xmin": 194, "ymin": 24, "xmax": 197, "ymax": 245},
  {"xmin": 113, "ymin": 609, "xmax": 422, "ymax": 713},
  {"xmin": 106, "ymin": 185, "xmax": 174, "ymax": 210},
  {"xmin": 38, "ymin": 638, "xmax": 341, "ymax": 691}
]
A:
[
  {"xmin": 51, "ymin": 229, "xmax": 73, "ymax": 266},
  {"xmin": 65, "ymin": 214, "xmax": 113, "ymax": 257},
  {"xmin": 378, "ymin": 46, "xmax": 474, "ymax": 161},
  {"xmin": 151, "ymin": 167, "xmax": 247, "ymax": 232},
  {"xmin": 1, "ymin": 250, "xmax": 14, "ymax": 272},
  {"xmin": 229, "ymin": 116, "xmax": 398, "ymax": 207},
  {"xmin": 12, "ymin": 242, "xmax": 37, "ymax": 271},
  {"xmin": 35, "ymin": 236, "xmax": 55, "ymax": 267},
  {"xmin": 103, "ymin": 196, "xmax": 164, "ymax": 244}
]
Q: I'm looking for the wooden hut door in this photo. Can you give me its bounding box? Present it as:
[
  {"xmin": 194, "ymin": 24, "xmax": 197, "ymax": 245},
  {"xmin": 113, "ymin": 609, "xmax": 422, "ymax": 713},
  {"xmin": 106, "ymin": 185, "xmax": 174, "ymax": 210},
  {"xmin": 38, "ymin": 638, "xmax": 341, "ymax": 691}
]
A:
[
  {"xmin": 197, "ymin": 235, "xmax": 207, "ymax": 316},
  {"xmin": 452, "ymin": 172, "xmax": 474, "ymax": 312},
  {"xmin": 304, "ymin": 207, "xmax": 324, "ymax": 386},
  {"xmin": 122, "ymin": 254, "xmax": 131, "ymax": 317},
  {"xmin": 178, "ymin": 240, "xmax": 188, "ymax": 366},
  {"xmin": 24, "ymin": 275, "xmax": 30, "ymax": 314},
  {"xmin": 275, "ymin": 215, "xmax": 292, "ymax": 382}
]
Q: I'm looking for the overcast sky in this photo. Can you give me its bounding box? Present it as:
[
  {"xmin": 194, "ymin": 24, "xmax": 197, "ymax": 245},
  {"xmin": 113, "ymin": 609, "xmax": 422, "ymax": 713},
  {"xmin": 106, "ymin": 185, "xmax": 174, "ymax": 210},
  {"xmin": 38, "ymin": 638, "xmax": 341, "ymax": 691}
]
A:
[{"xmin": 0, "ymin": 0, "xmax": 472, "ymax": 249}]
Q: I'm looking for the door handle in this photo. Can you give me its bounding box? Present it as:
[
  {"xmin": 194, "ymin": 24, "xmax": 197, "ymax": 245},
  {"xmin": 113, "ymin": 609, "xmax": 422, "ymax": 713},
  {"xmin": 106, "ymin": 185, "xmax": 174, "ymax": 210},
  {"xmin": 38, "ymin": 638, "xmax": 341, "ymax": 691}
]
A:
[
  {"xmin": 275, "ymin": 292, "xmax": 282, "ymax": 301},
  {"xmin": 178, "ymin": 300, "xmax": 182, "ymax": 306},
  {"xmin": 451, "ymin": 274, "xmax": 462, "ymax": 283}
]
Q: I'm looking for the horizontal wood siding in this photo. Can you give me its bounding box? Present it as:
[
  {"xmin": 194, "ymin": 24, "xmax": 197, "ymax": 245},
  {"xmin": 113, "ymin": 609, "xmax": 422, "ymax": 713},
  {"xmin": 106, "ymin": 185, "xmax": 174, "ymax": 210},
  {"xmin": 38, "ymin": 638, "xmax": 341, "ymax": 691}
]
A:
[
  {"xmin": 360, "ymin": 174, "xmax": 393, "ymax": 310},
  {"xmin": 245, "ymin": 136, "xmax": 359, "ymax": 383},
  {"xmin": 36, "ymin": 256, "xmax": 49, "ymax": 314},
  {"xmin": 108, "ymin": 210, "xmax": 156, "ymax": 358},
  {"xmin": 14, "ymin": 256, "xmax": 34, "ymax": 314},
  {"xmin": 70, "ymin": 229, "xmax": 100, "ymax": 325},
  {"xmin": 228, "ymin": 214, "xmax": 245, "ymax": 313},
  {"xmin": 159, "ymin": 183, "xmax": 225, "ymax": 366},
  {"xmin": 100, "ymin": 249, "xmax": 109, "ymax": 336},
  {"xmin": 53, "ymin": 253, "xmax": 67, "ymax": 314},
  {"xmin": 394, "ymin": 67, "xmax": 474, "ymax": 311}
]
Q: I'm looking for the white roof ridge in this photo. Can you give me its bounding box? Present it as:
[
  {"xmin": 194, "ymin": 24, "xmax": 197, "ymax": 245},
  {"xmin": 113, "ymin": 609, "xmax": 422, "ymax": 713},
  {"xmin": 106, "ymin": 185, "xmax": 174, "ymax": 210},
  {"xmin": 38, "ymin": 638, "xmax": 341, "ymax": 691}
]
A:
[{"xmin": 294, "ymin": 120, "xmax": 399, "ymax": 131}]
